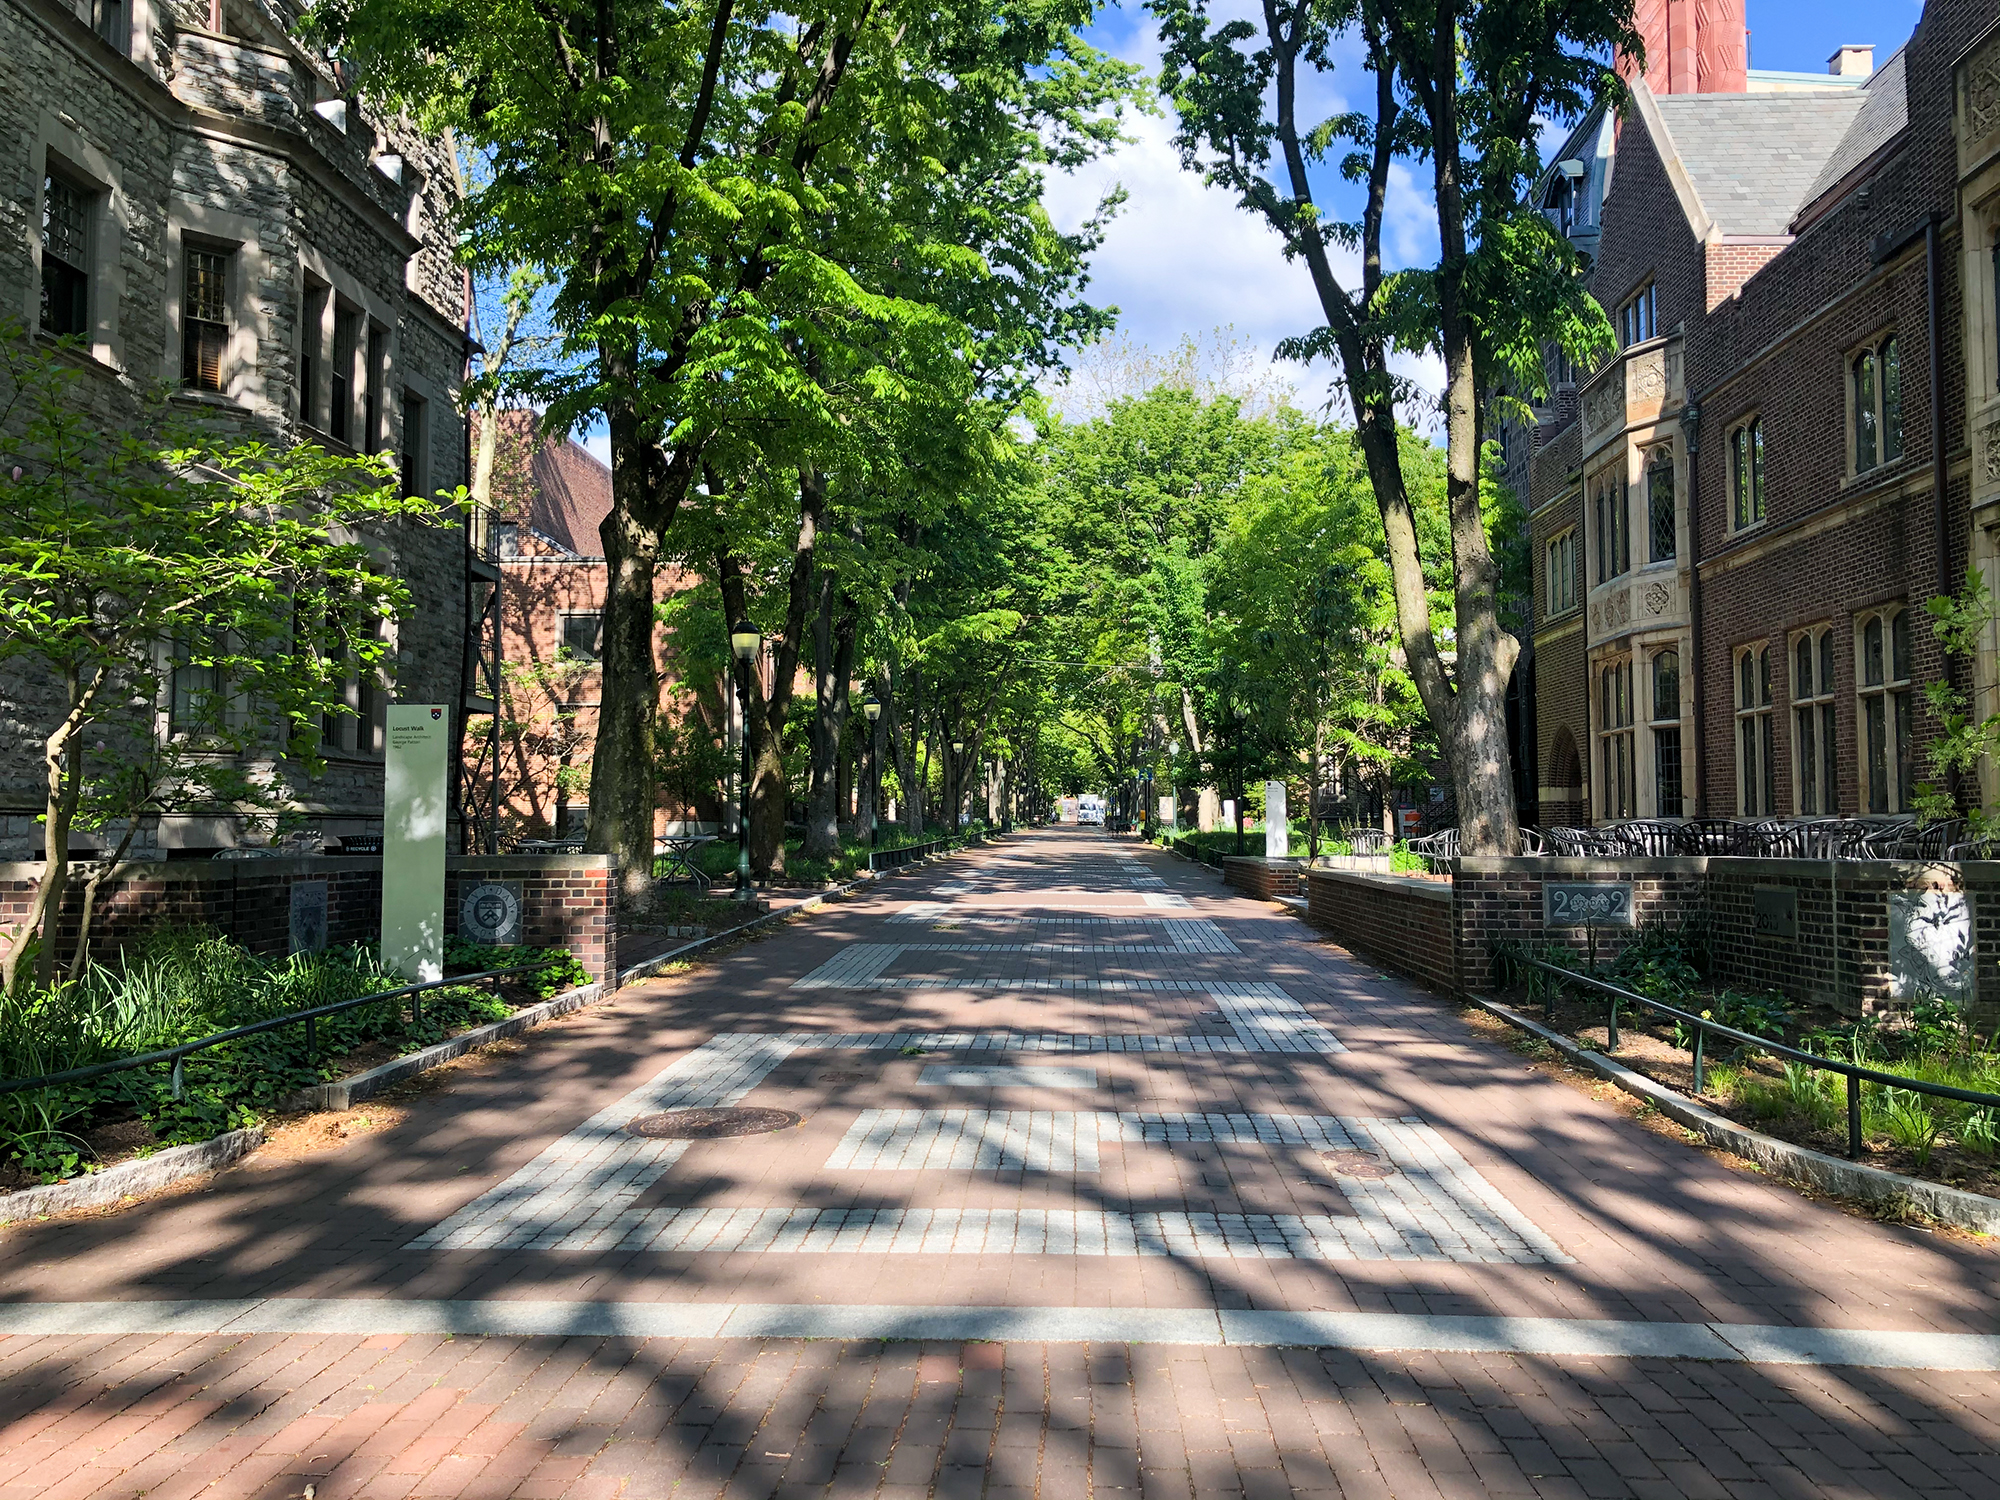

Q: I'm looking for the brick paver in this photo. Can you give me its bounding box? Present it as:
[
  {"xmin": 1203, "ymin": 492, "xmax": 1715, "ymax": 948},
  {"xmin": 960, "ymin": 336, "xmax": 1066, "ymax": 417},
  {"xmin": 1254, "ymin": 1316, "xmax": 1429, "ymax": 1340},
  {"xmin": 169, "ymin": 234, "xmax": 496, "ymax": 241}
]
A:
[{"xmin": 2, "ymin": 829, "xmax": 1998, "ymax": 1498}]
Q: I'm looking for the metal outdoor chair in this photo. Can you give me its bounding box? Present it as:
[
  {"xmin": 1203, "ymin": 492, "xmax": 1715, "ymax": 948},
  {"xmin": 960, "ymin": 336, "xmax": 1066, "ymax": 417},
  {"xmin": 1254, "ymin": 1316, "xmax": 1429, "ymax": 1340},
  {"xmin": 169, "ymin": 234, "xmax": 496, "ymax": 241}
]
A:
[
  {"xmin": 1343, "ymin": 827, "xmax": 1393, "ymax": 854},
  {"xmin": 1610, "ymin": 820, "xmax": 1683, "ymax": 857},
  {"xmin": 1857, "ymin": 817, "xmax": 1960, "ymax": 861},
  {"xmin": 1405, "ymin": 827, "xmax": 1459, "ymax": 871},
  {"xmin": 1515, "ymin": 825, "xmax": 1548, "ymax": 855}
]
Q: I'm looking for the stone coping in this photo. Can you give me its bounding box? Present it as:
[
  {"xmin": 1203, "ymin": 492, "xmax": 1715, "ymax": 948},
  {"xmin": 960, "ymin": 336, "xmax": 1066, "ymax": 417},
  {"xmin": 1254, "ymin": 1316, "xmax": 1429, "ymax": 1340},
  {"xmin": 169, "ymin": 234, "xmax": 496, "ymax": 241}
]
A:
[
  {"xmin": 1470, "ymin": 994, "xmax": 2000, "ymax": 1237},
  {"xmin": 1304, "ymin": 866, "xmax": 1453, "ymax": 903},
  {"xmin": 0, "ymin": 1127, "xmax": 264, "ymax": 1226},
  {"xmin": 1219, "ymin": 855, "xmax": 1302, "ymax": 868}
]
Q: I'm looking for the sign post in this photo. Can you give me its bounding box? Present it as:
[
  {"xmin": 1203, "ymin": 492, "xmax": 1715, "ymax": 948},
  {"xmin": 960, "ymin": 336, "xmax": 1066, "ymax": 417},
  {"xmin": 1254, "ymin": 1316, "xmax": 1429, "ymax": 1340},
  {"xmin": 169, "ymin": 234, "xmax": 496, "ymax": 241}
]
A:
[
  {"xmin": 1264, "ymin": 780, "xmax": 1288, "ymax": 861},
  {"xmin": 382, "ymin": 704, "xmax": 450, "ymax": 982}
]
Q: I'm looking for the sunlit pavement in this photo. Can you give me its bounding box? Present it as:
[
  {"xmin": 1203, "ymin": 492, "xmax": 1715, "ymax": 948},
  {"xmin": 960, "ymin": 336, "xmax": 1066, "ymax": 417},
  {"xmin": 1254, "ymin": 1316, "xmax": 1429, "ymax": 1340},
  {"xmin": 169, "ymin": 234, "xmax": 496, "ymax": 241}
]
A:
[{"xmin": 3, "ymin": 828, "xmax": 1998, "ymax": 1499}]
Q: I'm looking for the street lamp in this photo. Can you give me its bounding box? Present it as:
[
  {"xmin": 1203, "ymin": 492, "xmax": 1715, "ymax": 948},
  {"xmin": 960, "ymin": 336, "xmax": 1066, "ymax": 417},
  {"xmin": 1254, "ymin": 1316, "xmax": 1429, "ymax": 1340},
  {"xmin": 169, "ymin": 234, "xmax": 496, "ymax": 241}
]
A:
[
  {"xmin": 862, "ymin": 696, "xmax": 882, "ymax": 848},
  {"xmin": 729, "ymin": 620, "xmax": 760, "ymax": 901},
  {"xmin": 950, "ymin": 738, "xmax": 965, "ymax": 831}
]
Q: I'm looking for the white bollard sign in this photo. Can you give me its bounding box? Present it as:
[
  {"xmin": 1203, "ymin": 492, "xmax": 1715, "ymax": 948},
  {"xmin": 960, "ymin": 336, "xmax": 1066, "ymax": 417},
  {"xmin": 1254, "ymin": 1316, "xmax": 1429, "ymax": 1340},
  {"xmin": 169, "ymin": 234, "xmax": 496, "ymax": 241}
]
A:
[
  {"xmin": 1264, "ymin": 781, "xmax": 1288, "ymax": 861},
  {"xmin": 382, "ymin": 704, "xmax": 450, "ymax": 982}
]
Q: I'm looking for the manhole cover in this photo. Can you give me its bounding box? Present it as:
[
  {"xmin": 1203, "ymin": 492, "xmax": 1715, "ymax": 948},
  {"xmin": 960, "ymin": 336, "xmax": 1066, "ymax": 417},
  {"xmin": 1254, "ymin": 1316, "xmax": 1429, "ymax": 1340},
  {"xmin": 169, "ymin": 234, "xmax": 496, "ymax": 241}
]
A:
[
  {"xmin": 626, "ymin": 1108, "xmax": 802, "ymax": 1139},
  {"xmin": 1320, "ymin": 1149, "xmax": 1397, "ymax": 1180},
  {"xmin": 816, "ymin": 1071, "xmax": 873, "ymax": 1083}
]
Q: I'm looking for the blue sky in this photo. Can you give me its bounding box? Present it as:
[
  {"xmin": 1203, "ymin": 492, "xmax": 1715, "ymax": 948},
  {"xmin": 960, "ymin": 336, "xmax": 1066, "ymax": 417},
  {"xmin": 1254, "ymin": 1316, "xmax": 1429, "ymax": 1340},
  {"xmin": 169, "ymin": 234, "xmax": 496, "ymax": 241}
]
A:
[{"xmin": 1034, "ymin": 0, "xmax": 1926, "ymax": 419}]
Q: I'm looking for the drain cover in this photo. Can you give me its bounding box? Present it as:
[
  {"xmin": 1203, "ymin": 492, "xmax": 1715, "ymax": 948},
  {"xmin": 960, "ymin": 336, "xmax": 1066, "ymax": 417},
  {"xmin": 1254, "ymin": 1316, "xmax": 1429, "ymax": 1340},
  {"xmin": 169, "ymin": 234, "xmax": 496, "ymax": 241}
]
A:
[
  {"xmin": 626, "ymin": 1107, "xmax": 802, "ymax": 1139},
  {"xmin": 1320, "ymin": 1149, "xmax": 1397, "ymax": 1180}
]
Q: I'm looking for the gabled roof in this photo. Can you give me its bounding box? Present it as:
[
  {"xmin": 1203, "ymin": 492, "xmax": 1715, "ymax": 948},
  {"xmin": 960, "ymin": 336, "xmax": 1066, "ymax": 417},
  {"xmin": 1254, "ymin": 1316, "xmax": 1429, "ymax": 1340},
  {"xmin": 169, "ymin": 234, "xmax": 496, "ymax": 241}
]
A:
[
  {"xmin": 524, "ymin": 431, "xmax": 612, "ymax": 557},
  {"xmin": 1648, "ymin": 88, "xmax": 1870, "ymax": 236},
  {"xmin": 1796, "ymin": 45, "xmax": 1910, "ymax": 218},
  {"xmin": 484, "ymin": 406, "xmax": 608, "ymax": 560}
]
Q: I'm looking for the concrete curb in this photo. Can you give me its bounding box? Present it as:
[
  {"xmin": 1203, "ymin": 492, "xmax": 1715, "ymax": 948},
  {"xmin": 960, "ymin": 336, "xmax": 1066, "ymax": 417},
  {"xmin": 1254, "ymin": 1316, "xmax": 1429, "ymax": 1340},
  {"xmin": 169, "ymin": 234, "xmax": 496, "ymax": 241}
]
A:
[
  {"xmin": 0, "ymin": 1127, "xmax": 265, "ymax": 1226},
  {"xmin": 1469, "ymin": 993, "xmax": 2000, "ymax": 1236}
]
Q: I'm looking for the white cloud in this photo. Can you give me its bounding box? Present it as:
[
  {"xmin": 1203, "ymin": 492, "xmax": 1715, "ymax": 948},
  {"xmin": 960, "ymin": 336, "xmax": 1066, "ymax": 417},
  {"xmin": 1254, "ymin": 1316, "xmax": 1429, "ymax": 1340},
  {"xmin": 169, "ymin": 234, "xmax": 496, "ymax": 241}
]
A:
[{"xmin": 1039, "ymin": 21, "xmax": 1444, "ymax": 427}]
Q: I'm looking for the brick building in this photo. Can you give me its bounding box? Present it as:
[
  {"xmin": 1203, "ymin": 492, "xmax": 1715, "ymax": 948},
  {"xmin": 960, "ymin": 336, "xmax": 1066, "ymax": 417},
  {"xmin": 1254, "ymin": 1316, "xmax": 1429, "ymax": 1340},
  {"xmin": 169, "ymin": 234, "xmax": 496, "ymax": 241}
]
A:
[
  {"xmin": 465, "ymin": 412, "xmax": 720, "ymax": 846},
  {"xmin": 0, "ymin": 0, "xmax": 475, "ymax": 856},
  {"xmin": 1520, "ymin": 0, "xmax": 2000, "ymax": 828}
]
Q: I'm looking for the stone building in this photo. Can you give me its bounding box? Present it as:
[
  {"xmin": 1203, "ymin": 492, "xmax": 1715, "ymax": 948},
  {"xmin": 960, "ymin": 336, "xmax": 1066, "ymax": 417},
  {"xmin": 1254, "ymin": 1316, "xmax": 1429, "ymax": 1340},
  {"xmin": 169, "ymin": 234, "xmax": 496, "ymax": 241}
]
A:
[
  {"xmin": 1520, "ymin": 0, "xmax": 2000, "ymax": 827},
  {"xmin": 0, "ymin": 0, "xmax": 474, "ymax": 855}
]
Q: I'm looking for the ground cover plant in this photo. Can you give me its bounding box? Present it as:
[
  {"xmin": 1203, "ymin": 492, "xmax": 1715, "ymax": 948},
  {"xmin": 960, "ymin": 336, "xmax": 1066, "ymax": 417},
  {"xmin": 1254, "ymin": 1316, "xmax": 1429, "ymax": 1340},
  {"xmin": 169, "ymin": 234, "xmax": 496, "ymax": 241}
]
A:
[
  {"xmin": 1, "ymin": 931, "xmax": 580, "ymax": 1188},
  {"xmin": 1495, "ymin": 921, "xmax": 2000, "ymax": 1197}
]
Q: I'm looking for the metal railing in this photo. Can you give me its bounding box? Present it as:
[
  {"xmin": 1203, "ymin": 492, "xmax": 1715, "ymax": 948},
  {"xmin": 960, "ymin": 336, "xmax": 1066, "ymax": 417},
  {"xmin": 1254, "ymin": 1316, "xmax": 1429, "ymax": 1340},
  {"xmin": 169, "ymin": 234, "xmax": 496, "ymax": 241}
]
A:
[
  {"xmin": 1415, "ymin": 816, "xmax": 1965, "ymax": 862},
  {"xmin": 867, "ymin": 829, "xmax": 989, "ymax": 872},
  {"xmin": 0, "ymin": 960, "xmax": 566, "ymax": 1104},
  {"xmin": 1506, "ymin": 954, "xmax": 2000, "ymax": 1159}
]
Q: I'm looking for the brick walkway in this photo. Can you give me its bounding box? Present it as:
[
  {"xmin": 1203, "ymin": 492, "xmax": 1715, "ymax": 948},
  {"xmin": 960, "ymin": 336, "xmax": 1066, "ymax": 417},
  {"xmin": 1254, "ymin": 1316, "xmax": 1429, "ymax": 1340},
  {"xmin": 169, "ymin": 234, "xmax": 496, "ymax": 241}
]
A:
[{"xmin": 3, "ymin": 830, "xmax": 1999, "ymax": 1499}]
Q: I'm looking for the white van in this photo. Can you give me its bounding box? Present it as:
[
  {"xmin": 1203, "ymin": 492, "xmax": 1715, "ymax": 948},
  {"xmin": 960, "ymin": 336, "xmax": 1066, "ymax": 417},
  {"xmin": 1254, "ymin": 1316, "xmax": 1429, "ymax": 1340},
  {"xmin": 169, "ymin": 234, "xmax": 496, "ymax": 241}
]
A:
[{"xmin": 1078, "ymin": 794, "xmax": 1105, "ymax": 826}]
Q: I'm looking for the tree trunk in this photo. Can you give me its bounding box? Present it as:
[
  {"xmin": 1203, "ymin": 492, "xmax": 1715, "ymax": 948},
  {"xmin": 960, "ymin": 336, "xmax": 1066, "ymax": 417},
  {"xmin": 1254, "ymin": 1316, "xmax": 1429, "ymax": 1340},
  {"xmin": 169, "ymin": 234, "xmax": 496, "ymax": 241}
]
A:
[
  {"xmin": 589, "ymin": 496, "xmax": 661, "ymax": 906},
  {"xmin": 804, "ymin": 590, "xmax": 856, "ymax": 858}
]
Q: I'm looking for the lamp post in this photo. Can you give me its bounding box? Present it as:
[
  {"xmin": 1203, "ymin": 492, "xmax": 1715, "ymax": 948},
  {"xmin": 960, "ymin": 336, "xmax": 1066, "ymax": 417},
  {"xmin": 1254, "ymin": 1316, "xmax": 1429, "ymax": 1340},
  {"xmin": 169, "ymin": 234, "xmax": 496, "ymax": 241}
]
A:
[
  {"xmin": 862, "ymin": 696, "xmax": 882, "ymax": 848},
  {"xmin": 950, "ymin": 739, "xmax": 965, "ymax": 831},
  {"xmin": 999, "ymin": 749, "xmax": 1012, "ymax": 833},
  {"xmin": 729, "ymin": 620, "xmax": 760, "ymax": 901}
]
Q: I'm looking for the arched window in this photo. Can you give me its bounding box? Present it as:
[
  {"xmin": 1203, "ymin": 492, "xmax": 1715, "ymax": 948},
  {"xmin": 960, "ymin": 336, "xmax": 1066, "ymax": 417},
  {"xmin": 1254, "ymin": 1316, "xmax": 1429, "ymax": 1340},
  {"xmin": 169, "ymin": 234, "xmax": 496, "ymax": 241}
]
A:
[
  {"xmin": 1730, "ymin": 418, "xmax": 1764, "ymax": 530},
  {"xmin": 1792, "ymin": 628, "xmax": 1837, "ymax": 815},
  {"xmin": 1650, "ymin": 650, "xmax": 1682, "ymax": 816},
  {"xmin": 1735, "ymin": 645, "xmax": 1775, "ymax": 815},
  {"xmin": 1853, "ymin": 336, "xmax": 1903, "ymax": 473}
]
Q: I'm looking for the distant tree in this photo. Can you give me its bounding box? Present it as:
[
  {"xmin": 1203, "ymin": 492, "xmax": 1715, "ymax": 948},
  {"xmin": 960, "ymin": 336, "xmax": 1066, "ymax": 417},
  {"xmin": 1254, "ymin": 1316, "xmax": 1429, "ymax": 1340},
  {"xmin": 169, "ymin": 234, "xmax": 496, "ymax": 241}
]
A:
[{"xmin": 0, "ymin": 325, "xmax": 445, "ymax": 994}]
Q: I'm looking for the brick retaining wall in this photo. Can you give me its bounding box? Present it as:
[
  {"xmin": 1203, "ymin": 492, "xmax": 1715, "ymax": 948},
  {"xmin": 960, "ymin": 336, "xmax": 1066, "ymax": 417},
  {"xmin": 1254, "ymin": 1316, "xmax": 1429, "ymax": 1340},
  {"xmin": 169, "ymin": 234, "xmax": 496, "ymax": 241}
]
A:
[
  {"xmin": 1221, "ymin": 857, "xmax": 1304, "ymax": 902},
  {"xmin": 1, "ymin": 854, "xmax": 619, "ymax": 984},
  {"xmin": 1304, "ymin": 869, "xmax": 1456, "ymax": 992},
  {"xmin": 1298, "ymin": 855, "xmax": 2000, "ymax": 1022}
]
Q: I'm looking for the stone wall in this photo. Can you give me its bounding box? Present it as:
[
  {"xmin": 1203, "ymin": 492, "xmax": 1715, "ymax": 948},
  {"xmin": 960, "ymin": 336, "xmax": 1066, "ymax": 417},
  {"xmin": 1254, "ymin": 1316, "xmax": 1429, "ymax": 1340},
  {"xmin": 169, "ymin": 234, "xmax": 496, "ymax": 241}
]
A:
[
  {"xmin": 0, "ymin": 853, "xmax": 618, "ymax": 984},
  {"xmin": 0, "ymin": 0, "xmax": 470, "ymax": 860}
]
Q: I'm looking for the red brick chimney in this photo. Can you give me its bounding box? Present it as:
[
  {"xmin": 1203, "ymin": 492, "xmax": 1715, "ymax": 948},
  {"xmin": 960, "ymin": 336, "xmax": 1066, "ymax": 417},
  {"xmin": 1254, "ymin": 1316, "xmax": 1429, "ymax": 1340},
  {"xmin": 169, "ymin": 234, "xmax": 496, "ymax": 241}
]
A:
[{"xmin": 1620, "ymin": 0, "xmax": 1748, "ymax": 95}]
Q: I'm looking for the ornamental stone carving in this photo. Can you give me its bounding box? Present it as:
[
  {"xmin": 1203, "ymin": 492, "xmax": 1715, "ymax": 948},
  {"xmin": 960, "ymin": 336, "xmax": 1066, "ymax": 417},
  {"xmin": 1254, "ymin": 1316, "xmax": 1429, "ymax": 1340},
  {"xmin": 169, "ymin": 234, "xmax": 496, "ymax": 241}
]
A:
[
  {"xmin": 1630, "ymin": 355, "xmax": 1665, "ymax": 402},
  {"xmin": 1645, "ymin": 581, "xmax": 1671, "ymax": 616},
  {"xmin": 1983, "ymin": 419, "xmax": 2000, "ymax": 484},
  {"xmin": 1967, "ymin": 32, "xmax": 2000, "ymax": 152},
  {"xmin": 1583, "ymin": 366, "xmax": 1625, "ymax": 438}
]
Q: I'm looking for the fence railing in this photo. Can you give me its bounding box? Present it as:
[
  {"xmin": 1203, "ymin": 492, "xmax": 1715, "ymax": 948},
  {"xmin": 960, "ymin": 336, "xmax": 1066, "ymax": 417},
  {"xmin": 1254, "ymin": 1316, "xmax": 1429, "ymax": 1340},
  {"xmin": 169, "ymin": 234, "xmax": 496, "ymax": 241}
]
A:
[
  {"xmin": 1505, "ymin": 954, "xmax": 2000, "ymax": 1159},
  {"xmin": 1417, "ymin": 816, "xmax": 1966, "ymax": 863},
  {"xmin": 0, "ymin": 960, "xmax": 566, "ymax": 1104},
  {"xmin": 867, "ymin": 828, "xmax": 990, "ymax": 872}
]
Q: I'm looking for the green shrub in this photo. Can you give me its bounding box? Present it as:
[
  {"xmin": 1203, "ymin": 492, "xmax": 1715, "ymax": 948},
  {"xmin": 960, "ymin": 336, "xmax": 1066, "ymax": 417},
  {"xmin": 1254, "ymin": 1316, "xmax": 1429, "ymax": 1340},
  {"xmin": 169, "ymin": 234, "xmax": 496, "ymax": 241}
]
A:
[
  {"xmin": 443, "ymin": 938, "xmax": 589, "ymax": 997},
  {"xmin": 1877, "ymin": 1089, "xmax": 1941, "ymax": 1166},
  {"xmin": 1959, "ymin": 1108, "xmax": 1999, "ymax": 1157},
  {"xmin": 1, "ymin": 931, "xmax": 534, "ymax": 1183}
]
